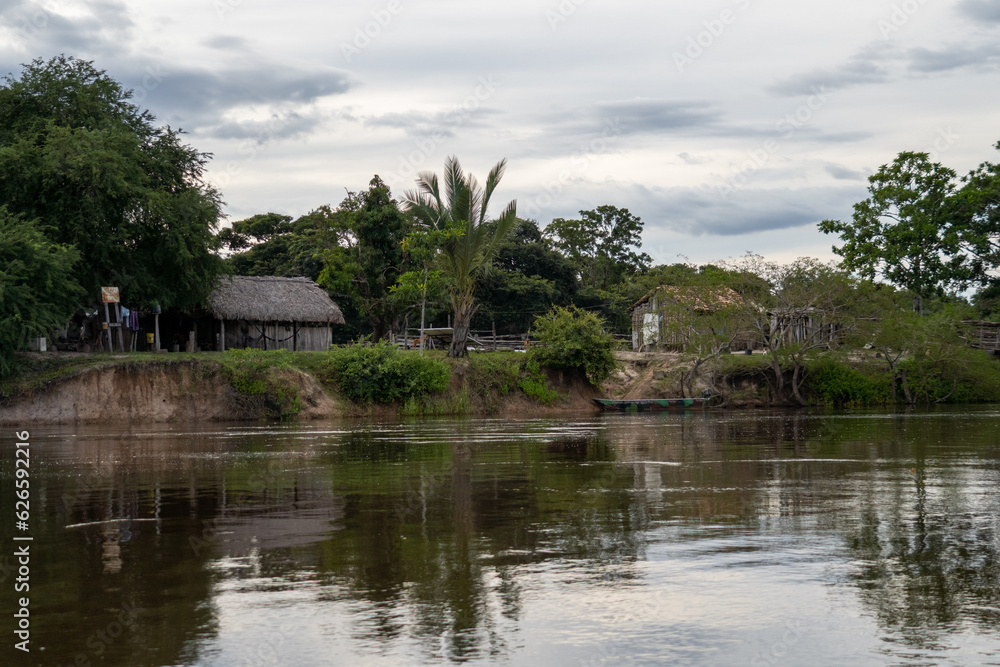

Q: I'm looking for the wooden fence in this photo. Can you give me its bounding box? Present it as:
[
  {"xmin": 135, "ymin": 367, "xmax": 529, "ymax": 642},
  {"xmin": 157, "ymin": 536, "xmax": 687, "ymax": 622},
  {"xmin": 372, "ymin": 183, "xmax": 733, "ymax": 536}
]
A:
[
  {"xmin": 960, "ymin": 321, "xmax": 1000, "ymax": 352},
  {"xmin": 392, "ymin": 331, "xmax": 633, "ymax": 352}
]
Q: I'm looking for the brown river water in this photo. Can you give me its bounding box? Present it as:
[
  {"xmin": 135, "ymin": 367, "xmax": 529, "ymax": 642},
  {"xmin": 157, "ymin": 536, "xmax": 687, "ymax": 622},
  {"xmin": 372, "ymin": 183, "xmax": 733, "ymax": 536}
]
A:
[{"xmin": 2, "ymin": 408, "xmax": 1000, "ymax": 666}]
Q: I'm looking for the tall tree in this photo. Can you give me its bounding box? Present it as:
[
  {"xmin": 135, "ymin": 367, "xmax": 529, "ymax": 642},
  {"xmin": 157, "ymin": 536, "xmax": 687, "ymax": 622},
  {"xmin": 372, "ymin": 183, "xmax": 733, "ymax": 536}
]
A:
[
  {"xmin": 819, "ymin": 152, "xmax": 965, "ymax": 313},
  {"xmin": 474, "ymin": 219, "xmax": 579, "ymax": 334},
  {"xmin": 403, "ymin": 156, "xmax": 518, "ymax": 357},
  {"xmin": 351, "ymin": 175, "xmax": 412, "ymax": 340},
  {"xmin": 0, "ymin": 56, "xmax": 223, "ymax": 309},
  {"xmin": 0, "ymin": 208, "xmax": 81, "ymax": 377},
  {"xmin": 544, "ymin": 205, "xmax": 651, "ymax": 290},
  {"xmin": 953, "ymin": 141, "xmax": 1000, "ymax": 284},
  {"xmin": 316, "ymin": 177, "xmax": 413, "ymax": 340},
  {"xmin": 218, "ymin": 211, "xmax": 332, "ymax": 280}
]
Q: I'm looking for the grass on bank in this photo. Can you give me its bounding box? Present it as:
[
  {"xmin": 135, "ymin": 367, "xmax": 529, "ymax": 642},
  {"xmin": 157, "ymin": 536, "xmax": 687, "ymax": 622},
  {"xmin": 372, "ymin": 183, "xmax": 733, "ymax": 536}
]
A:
[
  {"xmin": 2, "ymin": 345, "xmax": 566, "ymax": 417},
  {"xmin": 712, "ymin": 347, "xmax": 1000, "ymax": 406}
]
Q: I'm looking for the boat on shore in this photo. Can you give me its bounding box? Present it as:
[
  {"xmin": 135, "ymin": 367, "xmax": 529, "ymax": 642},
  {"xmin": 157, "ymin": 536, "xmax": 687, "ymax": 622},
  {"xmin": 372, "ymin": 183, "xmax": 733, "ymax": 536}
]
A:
[{"xmin": 593, "ymin": 397, "xmax": 708, "ymax": 412}]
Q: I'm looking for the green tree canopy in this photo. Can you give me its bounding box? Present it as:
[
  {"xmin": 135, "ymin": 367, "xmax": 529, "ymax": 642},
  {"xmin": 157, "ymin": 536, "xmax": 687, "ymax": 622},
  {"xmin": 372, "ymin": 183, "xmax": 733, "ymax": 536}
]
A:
[
  {"xmin": 473, "ymin": 219, "xmax": 579, "ymax": 334},
  {"xmin": 953, "ymin": 141, "xmax": 1000, "ymax": 284},
  {"xmin": 219, "ymin": 208, "xmax": 341, "ymax": 281},
  {"xmin": 0, "ymin": 55, "xmax": 223, "ymax": 309},
  {"xmin": 0, "ymin": 208, "xmax": 81, "ymax": 377},
  {"xmin": 544, "ymin": 205, "xmax": 651, "ymax": 290},
  {"xmin": 819, "ymin": 152, "xmax": 965, "ymax": 312}
]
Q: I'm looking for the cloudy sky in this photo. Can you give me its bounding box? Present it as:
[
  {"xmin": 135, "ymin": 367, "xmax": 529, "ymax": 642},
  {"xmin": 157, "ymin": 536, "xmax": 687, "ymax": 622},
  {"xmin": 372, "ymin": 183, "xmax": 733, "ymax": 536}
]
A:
[{"xmin": 2, "ymin": 0, "xmax": 998, "ymax": 265}]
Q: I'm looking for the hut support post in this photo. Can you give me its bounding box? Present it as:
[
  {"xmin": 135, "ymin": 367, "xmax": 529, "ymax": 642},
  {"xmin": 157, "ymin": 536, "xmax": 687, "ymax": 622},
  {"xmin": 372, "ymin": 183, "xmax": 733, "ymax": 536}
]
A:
[
  {"xmin": 103, "ymin": 301, "xmax": 113, "ymax": 352},
  {"xmin": 293, "ymin": 322, "xmax": 297, "ymax": 352},
  {"xmin": 115, "ymin": 303, "xmax": 125, "ymax": 352},
  {"xmin": 220, "ymin": 319, "xmax": 225, "ymax": 352},
  {"xmin": 419, "ymin": 267, "xmax": 427, "ymax": 356}
]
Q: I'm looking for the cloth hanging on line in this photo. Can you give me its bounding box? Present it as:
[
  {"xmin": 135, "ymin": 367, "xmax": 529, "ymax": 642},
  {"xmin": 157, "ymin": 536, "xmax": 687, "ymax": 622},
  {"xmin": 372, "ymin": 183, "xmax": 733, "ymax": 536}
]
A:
[{"xmin": 130, "ymin": 309, "xmax": 139, "ymax": 331}]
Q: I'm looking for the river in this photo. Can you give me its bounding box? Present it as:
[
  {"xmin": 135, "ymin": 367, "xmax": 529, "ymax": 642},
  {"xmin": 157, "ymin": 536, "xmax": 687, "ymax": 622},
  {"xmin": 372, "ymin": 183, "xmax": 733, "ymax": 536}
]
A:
[{"xmin": 2, "ymin": 408, "xmax": 1000, "ymax": 666}]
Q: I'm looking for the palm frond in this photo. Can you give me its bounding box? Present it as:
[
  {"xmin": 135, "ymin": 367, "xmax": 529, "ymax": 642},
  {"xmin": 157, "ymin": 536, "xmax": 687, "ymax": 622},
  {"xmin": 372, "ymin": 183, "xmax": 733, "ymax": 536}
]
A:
[{"xmin": 480, "ymin": 159, "xmax": 507, "ymax": 225}]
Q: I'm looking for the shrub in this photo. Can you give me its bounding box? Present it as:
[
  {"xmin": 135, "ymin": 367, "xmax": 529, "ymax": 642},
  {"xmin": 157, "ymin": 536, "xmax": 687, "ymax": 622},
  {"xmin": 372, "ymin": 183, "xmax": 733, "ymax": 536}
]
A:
[
  {"xmin": 323, "ymin": 341, "xmax": 450, "ymax": 403},
  {"xmin": 902, "ymin": 346, "xmax": 1000, "ymax": 404},
  {"xmin": 221, "ymin": 349, "xmax": 300, "ymax": 419},
  {"xmin": 805, "ymin": 358, "xmax": 891, "ymax": 406},
  {"xmin": 517, "ymin": 359, "xmax": 559, "ymax": 404},
  {"xmin": 466, "ymin": 351, "xmax": 522, "ymax": 409},
  {"xmin": 528, "ymin": 306, "xmax": 617, "ymax": 385}
]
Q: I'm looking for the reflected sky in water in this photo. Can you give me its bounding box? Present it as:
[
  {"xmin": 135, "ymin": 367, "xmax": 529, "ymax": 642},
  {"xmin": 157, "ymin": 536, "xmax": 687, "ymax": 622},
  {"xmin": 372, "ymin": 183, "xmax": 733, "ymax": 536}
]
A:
[{"xmin": 2, "ymin": 408, "xmax": 1000, "ymax": 666}]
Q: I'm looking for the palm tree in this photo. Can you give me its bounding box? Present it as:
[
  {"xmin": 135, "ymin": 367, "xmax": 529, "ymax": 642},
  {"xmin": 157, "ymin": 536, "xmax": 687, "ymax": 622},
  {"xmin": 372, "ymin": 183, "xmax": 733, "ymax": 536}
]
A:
[{"xmin": 403, "ymin": 156, "xmax": 517, "ymax": 357}]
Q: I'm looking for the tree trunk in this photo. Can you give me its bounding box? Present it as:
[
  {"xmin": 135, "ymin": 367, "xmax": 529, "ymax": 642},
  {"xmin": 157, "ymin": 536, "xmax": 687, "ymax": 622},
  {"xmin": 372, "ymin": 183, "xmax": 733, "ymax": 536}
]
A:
[
  {"xmin": 901, "ymin": 370, "xmax": 913, "ymax": 404},
  {"xmin": 770, "ymin": 355, "xmax": 786, "ymax": 404},
  {"xmin": 448, "ymin": 290, "xmax": 477, "ymax": 358},
  {"xmin": 791, "ymin": 362, "xmax": 809, "ymax": 406}
]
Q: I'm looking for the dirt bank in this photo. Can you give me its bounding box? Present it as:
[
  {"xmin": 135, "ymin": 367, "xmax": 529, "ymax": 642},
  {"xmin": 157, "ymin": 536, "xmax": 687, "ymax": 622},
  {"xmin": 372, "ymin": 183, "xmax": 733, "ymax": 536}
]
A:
[
  {"xmin": 0, "ymin": 354, "xmax": 614, "ymax": 425},
  {"xmin": 0, "ymin": 360, "xmax": 336, "ymax": 425}
]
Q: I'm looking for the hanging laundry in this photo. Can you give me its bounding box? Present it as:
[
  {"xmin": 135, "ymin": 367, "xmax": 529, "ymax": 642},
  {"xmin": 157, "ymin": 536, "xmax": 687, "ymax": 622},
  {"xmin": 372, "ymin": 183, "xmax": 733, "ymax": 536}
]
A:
[
  {"xmin": 120, "ymin": 305, "xmax": 129, "ymax": 324},
  {"xmin": 130, "ymin": 309, "xmax": 139, "ymax": 331}
]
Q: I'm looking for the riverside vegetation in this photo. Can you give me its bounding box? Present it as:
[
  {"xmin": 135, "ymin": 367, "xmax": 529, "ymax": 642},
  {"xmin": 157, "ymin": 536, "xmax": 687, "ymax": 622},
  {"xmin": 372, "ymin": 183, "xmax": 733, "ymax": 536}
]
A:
[
  {"xmin": 5, "ymin": 58, "xmax": 1000, "ymax": 413},
  {"xmin": 6, "ymin": 307, "xmax": 1000, "ymax": 421}
]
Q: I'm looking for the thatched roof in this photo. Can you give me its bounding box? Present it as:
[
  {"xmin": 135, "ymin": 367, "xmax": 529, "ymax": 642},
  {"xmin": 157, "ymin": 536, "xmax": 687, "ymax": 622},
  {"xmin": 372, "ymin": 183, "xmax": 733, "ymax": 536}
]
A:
[
  {"xmin": 631, "ymin": 285, "xmax": 741, "ymax": 313},
  {"xmin": 207, "ymin": 276, "xmax": 345, "ymax": 324}
]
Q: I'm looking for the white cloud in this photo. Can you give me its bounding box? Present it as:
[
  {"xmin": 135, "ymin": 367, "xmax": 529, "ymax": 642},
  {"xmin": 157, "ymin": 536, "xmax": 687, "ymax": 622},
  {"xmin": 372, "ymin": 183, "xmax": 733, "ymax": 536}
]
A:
[{"xmin": 1, "ymin": 0, "xmax": 997, "ymax": 266}]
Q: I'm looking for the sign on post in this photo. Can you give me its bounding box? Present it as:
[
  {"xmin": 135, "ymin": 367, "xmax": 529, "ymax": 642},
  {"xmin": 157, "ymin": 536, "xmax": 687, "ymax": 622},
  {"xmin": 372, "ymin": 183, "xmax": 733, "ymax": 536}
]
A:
[{"xmin": 101, "ymin": 287, "xmax": 120, "ymax": 303}]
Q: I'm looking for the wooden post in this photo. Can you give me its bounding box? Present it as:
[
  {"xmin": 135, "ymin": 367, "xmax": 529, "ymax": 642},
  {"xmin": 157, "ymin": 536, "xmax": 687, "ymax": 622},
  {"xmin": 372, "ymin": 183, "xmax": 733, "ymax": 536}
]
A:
[
  {"xmin": 292, "ymin": 322, "xmax": 297, "ymax": 352},
  {"xmin": 154, "ymin": 313, "xmax": 161, "ymax": 352},
  {"xmin": 419, "ymin": 267, "xmax": 427, "ymax": 356},
  {"xmin": 103, "ymin": 302, "xmax": 113, "ymax": 352},
  {"xmin": 115, "ymin": 303, "xmax": 125, "ymax": 352},
  {"xmin": 219, "ymin": 319, "xmax": 225, "ymax": 352}
]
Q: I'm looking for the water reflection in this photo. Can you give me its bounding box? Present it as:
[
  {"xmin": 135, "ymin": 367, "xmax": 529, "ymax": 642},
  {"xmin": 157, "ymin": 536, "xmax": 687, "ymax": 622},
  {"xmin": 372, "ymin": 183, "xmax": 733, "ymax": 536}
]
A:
[{"xmin": 2, "ymin": 410, "xmax": 1000, "ymax": 665}]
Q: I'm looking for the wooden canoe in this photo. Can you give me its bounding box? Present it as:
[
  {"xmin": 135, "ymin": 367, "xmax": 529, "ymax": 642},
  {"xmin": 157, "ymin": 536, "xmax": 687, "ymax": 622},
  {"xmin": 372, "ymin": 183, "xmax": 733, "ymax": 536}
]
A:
[{"xmin": 593, "ymin": 398, "xmax": 708, "ymax": 412}]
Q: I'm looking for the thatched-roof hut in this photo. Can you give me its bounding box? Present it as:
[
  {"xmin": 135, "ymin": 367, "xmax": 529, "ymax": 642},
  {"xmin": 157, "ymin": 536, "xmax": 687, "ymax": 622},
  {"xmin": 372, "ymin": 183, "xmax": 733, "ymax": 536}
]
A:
[{"xmin": 206, "ymin": 276, "xmax": 345, "ymax": 352}]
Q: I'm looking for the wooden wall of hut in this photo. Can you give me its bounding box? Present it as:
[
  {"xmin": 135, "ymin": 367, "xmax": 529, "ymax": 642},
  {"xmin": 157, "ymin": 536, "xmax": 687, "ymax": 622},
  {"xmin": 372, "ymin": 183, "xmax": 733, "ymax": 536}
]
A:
[{"xmin": 221, "ymin": 320, "xmax": 332, "ymax": 352}]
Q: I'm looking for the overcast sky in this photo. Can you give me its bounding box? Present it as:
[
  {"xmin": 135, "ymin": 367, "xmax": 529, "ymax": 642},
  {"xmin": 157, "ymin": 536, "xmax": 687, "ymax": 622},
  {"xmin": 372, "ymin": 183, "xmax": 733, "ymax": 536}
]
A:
[{"xmin": 2, "ymin": 0, "xmax": 998, "ymax": 265}]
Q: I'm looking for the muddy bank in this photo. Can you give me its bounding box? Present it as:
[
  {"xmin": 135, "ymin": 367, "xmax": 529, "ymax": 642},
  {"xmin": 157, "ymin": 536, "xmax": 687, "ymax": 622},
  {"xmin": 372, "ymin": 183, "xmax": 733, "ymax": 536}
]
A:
[
  {"xmin": 0, "ymin": 360, "xmax": 335, "ymax": 425},
  {"xmin": 0, "ymin": 356, "xmax": 610, "ymax": 425}
]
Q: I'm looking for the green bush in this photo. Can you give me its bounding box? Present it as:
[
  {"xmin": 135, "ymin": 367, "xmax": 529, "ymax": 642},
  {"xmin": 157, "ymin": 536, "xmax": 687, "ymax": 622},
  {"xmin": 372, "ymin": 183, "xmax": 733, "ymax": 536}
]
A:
[
  {"xmin": 466, "ymin": 352, "xmax": 560, "ymax": 412},
  {"xmin": 805, "ymin": 358, "xmax": 891, "ymax": 406},
  {"xmin": 221, "ymin": 349, "xmax": 300, "ymax": 419},
  {"xmin": 323, "ymin": 341, "xmax": 450, "ymax": 404},
  {"xmin": 902, "ymin": 347, "xmax": 1000, "ymax": 404},
  {"xmin": 528, "ymin": 306, "xmax": 617, "ymax": 385},
  {"xmin": 517, "ymin": 359, "xmax": 559, "ymax": 404}
]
